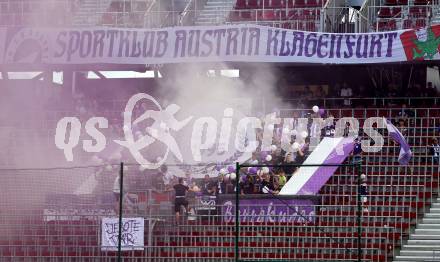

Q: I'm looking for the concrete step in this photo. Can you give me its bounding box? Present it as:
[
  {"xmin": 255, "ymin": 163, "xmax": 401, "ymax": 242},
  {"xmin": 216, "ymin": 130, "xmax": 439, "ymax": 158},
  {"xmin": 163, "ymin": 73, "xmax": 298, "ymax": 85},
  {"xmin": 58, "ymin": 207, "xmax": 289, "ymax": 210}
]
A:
[
  {"xmin": 72, "ymin": 0, "xmax": 107, "ymax": 26},
  {"xmin": 430, "ymin": 208, "xmax": 440, "ymax": 213},
  {"xmin": 207, "ymin": 0, "xmax": 234, "ymax": 2},
  {"xmin": 423, "ymin": 218, "xmax": 440, "ymax": 224},
  {"xmin": 419, "ymin": 224, "xmax": 440, "ymax": 229},
  {"xmin": 415, "ymin": 229, "xmax": 440, "ymax": 235},
  {"xmin": 205, "ymin": 3, "xmax": 235, "ymax": 7},
  {"xmin": 196, "ymin": 0, "xmax": 235, "ymax": 25},
  {"xmin": 408, "ymin": 239, "xmax": 440, "ymax": 245},
  {"xmin": 400, "ymin": 249, "xmax": 440, "ymax": 256},
  {"xmin": 403, "ymin": 245, "xmax": 440, "ymax": 251},
  {"xmin": 410, "ymin": 234, "xmax": 440, "ymax": 240},
  {"xmin": 195, "ymin": 21, "xmax": 220, "ymax": 25},
  {"xmin": 426, "ymin": 213, "xmax": 440, "ymax": 218},
  {"xmin": 198, "ymin": 11, "xmax": 227, "ymax": 16},
  {"xmin": 198, "ymin": 8, "xmax": 230, "ymax": 13},
  {"xmin": 395, "ymin": 256, "xmax": 440, "ymax": 261}
]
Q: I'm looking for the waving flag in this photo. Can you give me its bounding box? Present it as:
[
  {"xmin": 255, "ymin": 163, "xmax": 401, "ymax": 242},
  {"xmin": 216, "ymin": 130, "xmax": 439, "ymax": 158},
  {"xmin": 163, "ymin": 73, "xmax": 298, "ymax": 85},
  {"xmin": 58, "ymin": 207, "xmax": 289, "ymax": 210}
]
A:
[
  {"xmin": 385, "ymin": 118, "xmax": 412, "ymax": 165},
  {"xmin": 279, "ymin": 137, "xmax": 355, "ymax": 195}
]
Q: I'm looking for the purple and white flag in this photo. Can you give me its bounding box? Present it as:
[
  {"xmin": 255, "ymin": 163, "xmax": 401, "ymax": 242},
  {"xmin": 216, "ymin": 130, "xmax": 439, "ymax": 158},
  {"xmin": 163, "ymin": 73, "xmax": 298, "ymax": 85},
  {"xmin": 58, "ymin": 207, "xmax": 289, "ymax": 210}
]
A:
[
  {"xmin": 385, "ymin": 118, "xmax": 412, "ymax": 165},
  {"xmin": 279, "ymin": 137, "xmax": 355, "ymax": 195}
]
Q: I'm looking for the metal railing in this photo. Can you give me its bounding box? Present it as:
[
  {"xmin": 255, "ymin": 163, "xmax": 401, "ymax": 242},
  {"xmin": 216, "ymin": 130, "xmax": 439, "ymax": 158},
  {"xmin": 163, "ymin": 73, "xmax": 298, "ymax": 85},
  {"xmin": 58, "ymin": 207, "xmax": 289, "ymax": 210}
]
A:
[
  {"xmin": 0, "ymin": 202, "xmax": 398, "ymax": 260},
  {"xmin": 0, "ymin": 103, "xmax": 439, "ymax": 259},
  {"xmin": 368, "ymin": 4, "xmax": 433, "ymax": 32},
  {"xmin": 0, "ymin": 152, "xmax": 438, "ymax": 260}
]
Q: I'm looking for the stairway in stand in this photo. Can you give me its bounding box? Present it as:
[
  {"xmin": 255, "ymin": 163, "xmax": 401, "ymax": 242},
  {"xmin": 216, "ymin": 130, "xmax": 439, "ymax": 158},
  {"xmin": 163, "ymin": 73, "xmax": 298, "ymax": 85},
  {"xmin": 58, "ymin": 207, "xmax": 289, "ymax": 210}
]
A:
[
  {"xmin": 72, "ymin": 0, "xmax": 113, "ymax": 27},
  {"xmin": 195, "ymin": 0, "xmax": 236, "ymax": 26},
  {"xmin": 395, "ymin": 197, "xmax": 440, "ymax": 261}
]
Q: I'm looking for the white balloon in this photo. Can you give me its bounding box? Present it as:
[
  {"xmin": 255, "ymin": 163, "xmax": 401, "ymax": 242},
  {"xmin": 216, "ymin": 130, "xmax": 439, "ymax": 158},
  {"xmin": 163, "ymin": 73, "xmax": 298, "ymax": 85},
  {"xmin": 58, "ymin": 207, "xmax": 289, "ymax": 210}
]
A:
[
  {"xmin": 270, "ymin": 145, "xmax": 277, "ymax": 151},
  {"xmin": 106, "ymin": 165, "xmax": 113, "ymax": 171},
  {"xmin": 148, "ymin": 128, "xmax": 158, "ymax": 137},
  {"xmin": 251, "ymin": 159, "xmax": 259, "ymax": 165},
  {"xmin": 301, "ymin": 131, "xmax": 308, "ymax": 138},
  {"xmin": 192, "ymin": 185, "xmax": 200, "ymax": 192},
  {"xmin": 292, "ymin": 142, "xmax": 300, "ymax": 150},
  {"xmin": 225, "ymin": 174, "xmax": 231, "ymax": 180},
  {"xmin": 283, "ymin": 127, "xmax": 290, "ymax": 134},
  {"xmin": 312, "ymin": 105, "xmax": 319, "ymax": 113},
  {"xmin": 265, "ymin": 155, "xmax": 272, "ymax": 162},
  {"xmin": 291, "ymin": 130, "xmax": 298, "ymax": 136},
  {"xmin": 262, "ymin": 167, "xmax": 270, "ymax": 174},
  {"xmin": 230, "ymin": 173, "xmax": 236, "ymax": 180},
  {"xmin": 220, "ymin": 168, "xmax": 227, "ymax": 175}
]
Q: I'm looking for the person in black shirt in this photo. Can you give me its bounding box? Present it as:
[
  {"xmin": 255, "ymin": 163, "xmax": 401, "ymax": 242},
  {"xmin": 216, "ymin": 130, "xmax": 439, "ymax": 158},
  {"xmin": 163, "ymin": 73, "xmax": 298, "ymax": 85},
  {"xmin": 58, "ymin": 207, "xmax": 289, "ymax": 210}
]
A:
[
  {"xmin": 322, "ymin": 120, "xmax": 336, "ymax": 137},
  {"xmin": 240, "ymin": 175, "xmax": 254, "ymax": 195},
  {"xmin": 359, "ymin": 174, "xmax": 369, "ymax": 212},
  {"xmin": 429, "ymin": 138, "xmax": 440, "ymax": 164},
  {"xmin": 351, "ymin": 137, "xmax": 362, "ymax": 164},
  {"xmin": 260, "ymin": 173, "xmax": 275, "ymax": 194},
  {"xmin": 201, "ymin": 174, "xmax": 215, "ymax": 195},
  {"xmin": 173, "ymin": 178, "xmax": 192, "ymax": 223},
  {"xmin": 216, "ymin": 175, "xmax": 227, "ymax": 195}
]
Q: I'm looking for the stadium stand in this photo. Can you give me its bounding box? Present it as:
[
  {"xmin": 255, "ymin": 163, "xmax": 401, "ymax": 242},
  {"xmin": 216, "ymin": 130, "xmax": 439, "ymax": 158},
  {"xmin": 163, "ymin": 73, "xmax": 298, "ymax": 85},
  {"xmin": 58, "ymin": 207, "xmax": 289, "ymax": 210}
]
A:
[
  {"xmin": 0, "ymin": 94, "xmax": 439, "ymax": 260},
  {"xmin": 227, "ymin": 0, "xmax": 324, "ymax": 31},
  {"xmin": 99, "ymin": 0, "xmax": 153, "ymax": 27},
  {"xmin": 0, "ymin": 0, "xmax": 438, "ymax": 31},
  {"xmin": 0, "ymin": 0, "xmax": 76, "ymax": 26},
  {"xmin": 0, "ymin": 0, "xmax": 440, "ymax": 261},
  {"xmin": 371, "ymin": 1, "xmax": 434, "ymax": 32}
]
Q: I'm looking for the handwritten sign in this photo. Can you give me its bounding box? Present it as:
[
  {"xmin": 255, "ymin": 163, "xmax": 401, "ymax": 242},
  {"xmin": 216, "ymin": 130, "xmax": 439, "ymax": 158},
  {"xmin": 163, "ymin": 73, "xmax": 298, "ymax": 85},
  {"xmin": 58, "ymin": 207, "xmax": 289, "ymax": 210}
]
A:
[{"xmin": 101, "ymin": 217, "xmax": 144, "ymax": 251}]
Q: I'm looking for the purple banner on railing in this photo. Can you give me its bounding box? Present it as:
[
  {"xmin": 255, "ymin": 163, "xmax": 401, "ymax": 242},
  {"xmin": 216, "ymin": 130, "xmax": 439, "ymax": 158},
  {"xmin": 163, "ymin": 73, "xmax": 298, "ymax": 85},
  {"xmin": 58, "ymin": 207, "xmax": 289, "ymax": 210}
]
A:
[{"xmin": 221, "ymin": 197, "xmax": 316, "ymax": 223}]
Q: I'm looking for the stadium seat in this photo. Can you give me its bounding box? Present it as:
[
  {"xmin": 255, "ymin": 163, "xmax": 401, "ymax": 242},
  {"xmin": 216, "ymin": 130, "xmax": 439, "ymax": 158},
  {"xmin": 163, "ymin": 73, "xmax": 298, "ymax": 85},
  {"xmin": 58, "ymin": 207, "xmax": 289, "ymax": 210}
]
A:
[
  {"xmin": 392, "ymin": 7, "xmax": 402, "ymax": 17},
  {"xmin": 409, "ymin": 6, "xmax": 427, "ymax": 17},
  {"xmin": 248, "ymin": 0, "xmax": 260, "ymax": 8},
  {"xmin": 384, "ymin": 0, "xmax": 397, "ymax": 5},
  {"xmin": 294, "ymin": 0, "xmax": 306, "ymax": 8},
  {"xmin": 271, "ymin": 0, "xmax": 285, "ymax": 8},
  {"xmin": 262, "ymin": 9, "xmax": 276, "ymax": 20},
  {"xmin": 236, "ymin": 0, "xmax": 247, "ymax": 9},
  {"xmin": 414, "ymin": 0, "xmax": 429, "ymax": 4},
  {"xmin": 403, "ymin": 19, "xmax": 412, "ymax": 29},
  {"xmin": 378, "ymin": 7, "xmax": 392, "ymax": 18},
  {"xmin": 307, "ymin": 0, "xmax": 320, "ymax": 7},
  {"xmin": 415, "ymin": 18, "xmax": 426, "ymax": 27},
  {"xmin": 241, "ymin": 10, "xmax": 252, "ymax": 20}
]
